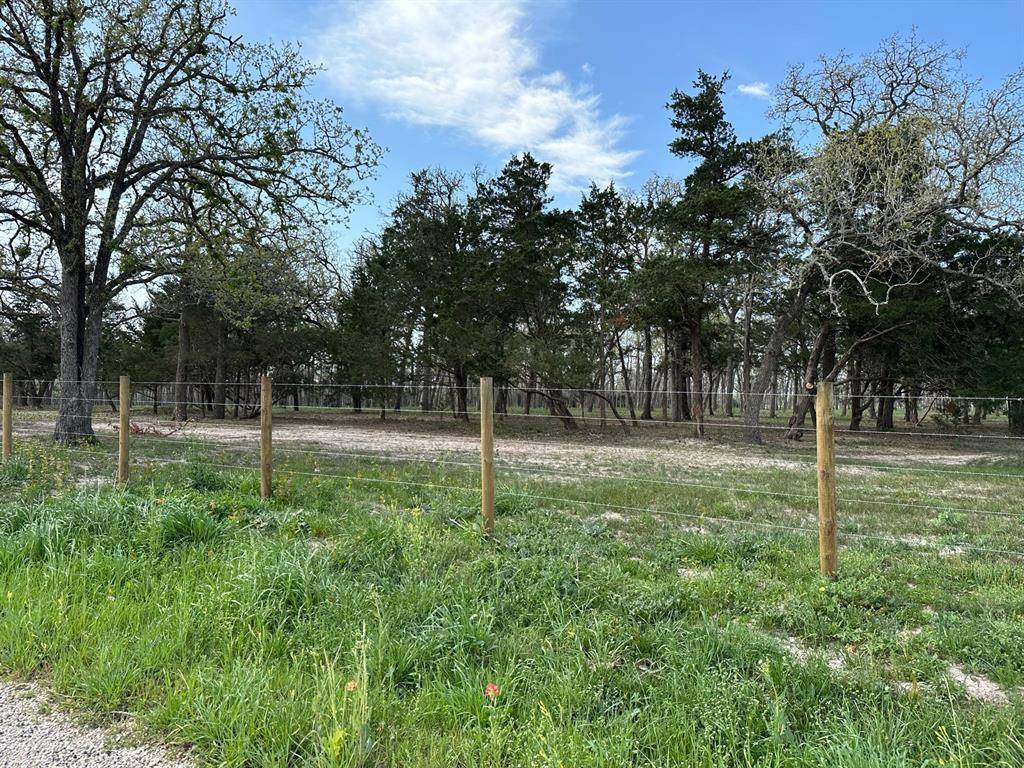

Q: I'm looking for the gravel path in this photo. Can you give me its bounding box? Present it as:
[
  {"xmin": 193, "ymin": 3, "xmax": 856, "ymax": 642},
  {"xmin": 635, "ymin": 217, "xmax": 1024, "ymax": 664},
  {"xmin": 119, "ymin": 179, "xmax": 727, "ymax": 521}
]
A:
[{"xmin": 0, "ymin": 682, "xmax": 191, "ymax": 768}]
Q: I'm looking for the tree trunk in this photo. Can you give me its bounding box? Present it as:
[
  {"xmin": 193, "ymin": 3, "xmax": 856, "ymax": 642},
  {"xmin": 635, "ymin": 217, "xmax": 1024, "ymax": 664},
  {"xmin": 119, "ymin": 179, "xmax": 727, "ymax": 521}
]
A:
[
  {"xmin": 1009, "ymin": 399, "xmax": 1024, "ymax": 435},
  {"xmin": 741, "ymin": 276, "xmax": 754, "ymax": 413},
  {"xmin": 721, "ymin": 361, "xmax": 732, "ymax": 417},
  {"xmin": 849, "ymin": 358, "xmax": 866, "ymax": 431},
  {"xmin": 615, "ymin": 333, "xmax": 638, "ymax": 425},
  {"xmin": 173, "ymin": 303, "xmax": 190, "ymax": 422},
  {"xmin": 53, "ymin": 260, "xmax": 100, "ymax": 443},
  {"xmin": 671, "ymin": 328, "xmax": 690, "ymax": 422},
  {"xmin": 454, "ymin": 368, "xmax": 469, "ymax": 421},
  {"xmin": 420, "ymin": 370, "xmax": 433, "ymax": 412},
  {"xmin": 743, "ymin": 275, "xmax": 813, "ymax": 443},
  {"xmin": 213, "ymin": 320, "xmax": 227, "ymax": 419},
  {"xmin": 906, "ymin": 385, "xmax": 920, "ymax": 426},
  {"xmin": 662, "ymin": 329, "xmax": 670, "ymax": 420},
  {"xmin": 521, "ymin": 388, "xmax": 577, "ymax": 429},
  {"xmin": 524, "ymin": 369, "xmax": 537, "ymax": 415},
  {"xmin": 548, "ymin": 390, "xmax": 578, "ymax": 430},
  {"xmin": 598, "ymin": 310, "xmax": 607, "ymax": 428},
  {"xmin": 688, "ymin": 317, "xmax": 704, "ymax": 438},
  {"xmin": 641, "ymin": 326, "xmax": 653, "ymax": 420},
  {"xmin": 876, "ymin": 374, "xmax": 895, "ymax": 430},
  {"xmin": 785, "ymin": 322, "xmax": 830, "ymax": 440},
  {"xmin": 496, "ymin": 384, "xmax": 508, "ymax": 415}
]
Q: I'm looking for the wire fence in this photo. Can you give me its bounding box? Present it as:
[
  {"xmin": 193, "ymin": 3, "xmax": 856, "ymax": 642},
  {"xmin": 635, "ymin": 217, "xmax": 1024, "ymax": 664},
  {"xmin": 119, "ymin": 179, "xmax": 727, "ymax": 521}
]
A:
[
  {"xmin": 3, "ymin": 374, "xmax": 1023, "ymax": 570},
  {"xmin": 9, "ymin": 375, "xmax": 1023, "ymax": 434}
]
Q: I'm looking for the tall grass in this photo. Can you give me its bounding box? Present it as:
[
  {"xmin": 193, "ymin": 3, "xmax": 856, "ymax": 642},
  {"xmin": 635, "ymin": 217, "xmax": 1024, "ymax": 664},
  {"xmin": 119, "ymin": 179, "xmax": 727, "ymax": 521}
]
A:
[{"xmin": 0, "ymin": 448, "xmax": 1021, "ymax": 767}]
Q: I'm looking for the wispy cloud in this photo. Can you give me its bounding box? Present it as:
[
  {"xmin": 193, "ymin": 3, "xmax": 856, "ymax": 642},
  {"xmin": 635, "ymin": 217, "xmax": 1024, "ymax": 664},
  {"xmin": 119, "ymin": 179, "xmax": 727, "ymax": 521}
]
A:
[
  {"xmin": 316, "ymin": 0, "xmax": 640, "ymax": 193},
  {"xmin": 737, "ymin": 81, "xmax": 771, "ymax": 100}
]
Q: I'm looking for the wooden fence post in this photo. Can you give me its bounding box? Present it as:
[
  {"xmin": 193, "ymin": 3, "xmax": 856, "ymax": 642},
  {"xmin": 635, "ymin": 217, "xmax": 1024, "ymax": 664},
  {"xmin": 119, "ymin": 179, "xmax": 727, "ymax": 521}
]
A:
[
  {"xmin": 117, "ymin": 375, "xmax": 130, "ymax": 484},
  {"xmin": 2, "ymin": 373, "xmax": 11, "ymax": 463},
  {"xmin": 815, "ymin": 381, "xmax": 838, "ymax": 577},
  {"xmin": 260, "ymin": 375, "xmax": 273, "ymax": 500},
  {"xmin": 480, "ymin": 376, "xmax": 495, "ymax": 535}
]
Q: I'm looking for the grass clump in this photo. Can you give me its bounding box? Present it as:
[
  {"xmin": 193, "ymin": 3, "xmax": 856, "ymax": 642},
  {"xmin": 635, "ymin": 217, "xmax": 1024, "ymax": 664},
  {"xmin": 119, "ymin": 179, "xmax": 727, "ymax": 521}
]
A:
[{"xmin": 148, "ymin": 499, "xmax": 230, "ymax": 553}]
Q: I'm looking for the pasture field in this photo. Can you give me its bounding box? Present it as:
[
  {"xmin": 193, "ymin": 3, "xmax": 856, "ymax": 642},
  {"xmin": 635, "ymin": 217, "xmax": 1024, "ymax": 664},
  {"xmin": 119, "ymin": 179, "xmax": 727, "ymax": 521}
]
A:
[{"xmin": 0, "ymin": 408, "xmax": 1022, "ymax": 767}]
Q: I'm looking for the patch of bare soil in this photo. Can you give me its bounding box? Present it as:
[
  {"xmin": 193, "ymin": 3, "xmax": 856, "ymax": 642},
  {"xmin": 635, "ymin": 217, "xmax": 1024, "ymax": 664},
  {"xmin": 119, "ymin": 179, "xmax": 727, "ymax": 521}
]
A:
[
  {"xmin": 947, "ymin": 663, "xmax": 1011, "ymax": 705},
  {"xmin": 16, "ymin": 411, "xmax": 1021, "ymax": 491},
  {"xmin": 892, "ymin": 663, "xmax": 1017, "ymax": 705},
  {"xmin": 776, "ymin": 635, "xmax": 847, "ymax": 671}
]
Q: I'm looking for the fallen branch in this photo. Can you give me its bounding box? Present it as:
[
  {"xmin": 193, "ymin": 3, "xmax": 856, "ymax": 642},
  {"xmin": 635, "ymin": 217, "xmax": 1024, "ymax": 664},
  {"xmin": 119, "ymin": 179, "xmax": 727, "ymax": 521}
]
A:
[{"xmin": 111, "ymin": 420, "xmax": 187, "ymax": 438}]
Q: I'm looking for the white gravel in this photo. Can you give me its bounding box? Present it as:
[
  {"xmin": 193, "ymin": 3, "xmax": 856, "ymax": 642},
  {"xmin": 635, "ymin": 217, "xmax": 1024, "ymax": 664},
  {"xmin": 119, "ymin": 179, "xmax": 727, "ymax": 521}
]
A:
[{"xmin": 0, "ymin": 682, "xmax": 191, "ymax": 768}]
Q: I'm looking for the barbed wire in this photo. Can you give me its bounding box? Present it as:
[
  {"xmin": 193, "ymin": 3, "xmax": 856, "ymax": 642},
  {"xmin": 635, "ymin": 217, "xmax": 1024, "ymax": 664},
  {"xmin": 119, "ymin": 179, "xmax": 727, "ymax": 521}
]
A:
[
  {"xmin": 14, "ymin": 420, "xmax": 1024, "ymax": 485},
  {"xmin": 12, "ymin": 377, "xmax": 1024, "ymax": 402},
  {"xmin": 835, "ymin": 460, "xmax": 1024, "ymax": 480},
  {"xmin": 16, "ymin": 396, "xmax": 477, "ymax": 417},
  {"xmin": 507, "ymin": 491, "xmax": 1024, "ymax": 558},
  {"xmin": 14, "ymin": 395, "xmax": 1024, "ymax": 442},
  {"xmin": 17, "ymin": 440, "xmax": 1023, "ymax": 558},
  {"xmin": 490, "ymin": 458, "xmax": 1021, "ymax": 520},
  {"xmin": 16, "ymin": 412, "xmax": 1024, "ymax": 489},
  {"xmin": 42, "ymin": 434, "xmax": 1021, "ymax": 522}
]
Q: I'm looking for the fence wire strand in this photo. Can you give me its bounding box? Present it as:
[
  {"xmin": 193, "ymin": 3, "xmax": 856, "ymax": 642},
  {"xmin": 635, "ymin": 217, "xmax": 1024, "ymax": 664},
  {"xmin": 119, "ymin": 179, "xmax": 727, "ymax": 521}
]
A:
[{"xmin": 7, "ymin": 388, "xmax": 1023, "ymax": 561}]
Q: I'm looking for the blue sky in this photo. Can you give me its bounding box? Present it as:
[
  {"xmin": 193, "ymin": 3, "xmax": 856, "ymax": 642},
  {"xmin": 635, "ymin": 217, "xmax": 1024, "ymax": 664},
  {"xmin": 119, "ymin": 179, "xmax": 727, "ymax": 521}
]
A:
[{"xmin": 228, "ymin": 0, "xmax": 1024, "ymax": 251}]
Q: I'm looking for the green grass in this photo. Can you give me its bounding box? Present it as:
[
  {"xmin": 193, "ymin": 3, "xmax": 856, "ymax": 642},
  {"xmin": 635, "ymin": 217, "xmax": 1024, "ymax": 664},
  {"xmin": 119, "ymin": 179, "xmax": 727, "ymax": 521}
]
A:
[{"xmin": 0, "ymin": 432, "xmax": 1022, "ymax": 767}]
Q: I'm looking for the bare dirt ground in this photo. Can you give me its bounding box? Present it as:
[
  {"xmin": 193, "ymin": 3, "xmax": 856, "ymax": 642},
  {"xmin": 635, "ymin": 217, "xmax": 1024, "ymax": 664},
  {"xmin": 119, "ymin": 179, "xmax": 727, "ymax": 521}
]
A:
[{"xmin": 17, "ymin": 409, "xmax": 1021, "ymax": 483}]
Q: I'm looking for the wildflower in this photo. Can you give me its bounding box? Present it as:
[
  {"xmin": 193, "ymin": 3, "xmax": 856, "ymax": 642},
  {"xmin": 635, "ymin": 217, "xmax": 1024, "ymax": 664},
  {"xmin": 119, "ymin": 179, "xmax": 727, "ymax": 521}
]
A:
[
  {"xmin": 346, "ymin": 679, "xmax": 358, "ymax": 692},
  {"xmin": 818, "ymin": 586, "xmax": 826, "ymax": 593},
  {"xmin": 484, "ymin": 682, "xmax": 500, "ymax": 701}
]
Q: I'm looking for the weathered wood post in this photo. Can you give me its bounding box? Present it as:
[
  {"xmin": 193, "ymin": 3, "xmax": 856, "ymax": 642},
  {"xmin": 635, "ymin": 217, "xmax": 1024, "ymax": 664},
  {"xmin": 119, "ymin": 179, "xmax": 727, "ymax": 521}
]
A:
[
  {"xmin": 117, "ymin": 375, "xmax": 130, "ymax": 484},
  {"xmin": 2, "ymin": 373, "xmax": 11, "ymax": 463},
  {"xmin": 260, "ymin": 375, "xmax": 273, "ymax": 500},
  {"xmin": 480, "ymin": 376, "xmax": 495, "ymax": 535},
  {"xmin": 815, "ymin": 381, "xmax": 838, "ymax": 577}
]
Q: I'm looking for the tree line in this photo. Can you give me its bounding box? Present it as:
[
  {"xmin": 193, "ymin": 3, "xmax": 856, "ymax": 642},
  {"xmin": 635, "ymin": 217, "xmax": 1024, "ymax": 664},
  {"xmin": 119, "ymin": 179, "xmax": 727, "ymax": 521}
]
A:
[{"xmin": 1, "ymin": 4, "xmax": 1022, "ymax": 441}]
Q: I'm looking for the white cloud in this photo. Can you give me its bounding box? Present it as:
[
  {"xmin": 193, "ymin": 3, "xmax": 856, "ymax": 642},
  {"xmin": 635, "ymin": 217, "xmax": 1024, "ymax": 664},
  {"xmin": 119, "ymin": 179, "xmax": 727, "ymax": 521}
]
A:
[
  {"xmin": 316, "ymin": 0, "xmax": 640, "ymax": 193},
  {"xmin": 737, "ymin": 81, "xmax": 771, "ymax": 100}
]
